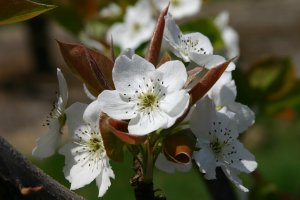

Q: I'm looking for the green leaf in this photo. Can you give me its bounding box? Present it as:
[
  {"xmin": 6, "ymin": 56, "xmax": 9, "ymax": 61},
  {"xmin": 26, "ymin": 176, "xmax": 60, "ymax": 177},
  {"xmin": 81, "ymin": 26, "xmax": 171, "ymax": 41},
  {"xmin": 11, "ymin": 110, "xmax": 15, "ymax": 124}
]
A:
[
  {"xmin": 180, "ymin": 17, "xmax": 224, "ymax": 51},
  {"xmin": 0, "ymin": 0, "xmax": 56, "ymax": 25}
]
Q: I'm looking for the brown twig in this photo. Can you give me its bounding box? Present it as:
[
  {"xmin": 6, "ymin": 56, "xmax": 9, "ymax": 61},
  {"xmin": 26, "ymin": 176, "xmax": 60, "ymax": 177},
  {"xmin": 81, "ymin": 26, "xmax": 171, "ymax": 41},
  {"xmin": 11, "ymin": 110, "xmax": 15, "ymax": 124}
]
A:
[{"xmin": 0, "ymin": 136, "xmax": 84, "ymax": 200}]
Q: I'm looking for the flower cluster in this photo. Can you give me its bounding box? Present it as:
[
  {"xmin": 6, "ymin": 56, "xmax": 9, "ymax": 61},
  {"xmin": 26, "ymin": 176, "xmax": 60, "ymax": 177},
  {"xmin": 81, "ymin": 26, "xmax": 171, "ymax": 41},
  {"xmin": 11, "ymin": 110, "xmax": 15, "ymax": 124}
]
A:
[
  {"xmin": 106, "ymin": 0, "xmax": 202, "ymax": 50},
  {"xmin": 33, "ymin": 6, "xmax": 257, "ymax": 198}
]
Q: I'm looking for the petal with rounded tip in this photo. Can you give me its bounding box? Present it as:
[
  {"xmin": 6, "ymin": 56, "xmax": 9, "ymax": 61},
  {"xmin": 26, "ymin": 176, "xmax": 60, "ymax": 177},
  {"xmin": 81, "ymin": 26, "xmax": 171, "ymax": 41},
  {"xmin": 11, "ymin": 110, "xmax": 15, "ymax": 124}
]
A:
[
  {"xmin": 98, "ymin": 90, "xmax": 137, "ymax": 120},
  {"xmin": 158, "ymin": 60, "xmax": 187, "ymax": 93},
  {"xmin": 113, "ymin": 55, "xmax": 155, "ymax": 93}
]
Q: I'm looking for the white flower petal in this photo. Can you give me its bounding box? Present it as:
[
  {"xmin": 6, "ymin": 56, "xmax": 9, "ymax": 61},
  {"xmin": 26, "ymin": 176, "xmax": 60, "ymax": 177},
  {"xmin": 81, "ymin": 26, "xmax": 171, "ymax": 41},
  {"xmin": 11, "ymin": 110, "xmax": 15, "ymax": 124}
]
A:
[
  {"xmin": 158, "ymin": 60, "xmax": 187, "ymax": 93},
  {"xmin": 98, "ymin": 90, "xmax": 137, "ymax": 120},
  {"xmin": 107, "ymin": 23, "xmax": 127, "ymax": 49},
  {"xmin": 128, "ymin": 110, "xmax": 168, "ymax": 135},
  {"xmin": 193, "ymin": 147, "xmax": 217, "ymax": 179},
  {"xmin": 226, "ymin": 102, "xmax": 255, "ymax": 133},
  {"xmin": 65, "ymin": 102, "xmax": 88, "ymax": 138},
  {"xmin": 83, "ymin": 84, "xmax": 96, "ymax": 100},
  {"xmin": 59, "ymin": 142, "xmax": 77, "ymax": 181},
  {"xmin": 32, "ymin": 120, "xmax": 61, "ymax": 159},
  {"xmin": 164, "ymin": 14, "xmax": 182, "ymax": 53},
  {"xmin": 83, "ymin": 100, "xmax": 102, "ymax": 125},
  {"xmin": 113, "ymin": 54, "xmax": 155, "ymax": 93},
  {"xmin": 221, "ymin": 166, "xmax": 249, "ymax": 192},
  {"xmin": 223, "ymin": 141, "xmax": 257, "ymax": 173},
  {"xmin": 96, "ymin": 158, "xmax": 115, "ymax": 197},
  {"xmin": 189, "ymin": 53, "xmax": 236, "ymax": 71},
  {"xmin": 121, "ymin": 48, "xmax": 135, "ymax": 59},
  {"xmin": 107, "ymin": 0, "xmax": 155, "ymax": 50},
  {"xmin": 68, "ymin": 157, "xmax": 102, "ymax": 190},
  {"xmin": 189, "ymin": 53, "xmax": 224, "ymax": 69},
  {"xmin": 222, "ymin": 27, "xmax": 240, "ymax": 58},
  {"xmin": 215, "ymin": 11, "xmax": 229, "ymax": 31},
  {"xmin": 190, "ymin": 96, "xmax": 216, "ymax": 139},
  {"xmin": 159, "ymin": 90, "xmax": 189, "ymax": 126},
  {"xmin": 155, "ymin": 153, "xmax": 192, "ymax": 173},
  {"xmin": 57, "ymin": 68, "xmax": 68, "ymax": 107},
  {"xmin": 208, "ymin": 72, "xmax": 236, "ymax": 106},
  {"xmin": 156, "ymin": 0, "xmax": 201, "ymax": 19},
  {"xmin": 184, "ymin": 32, "xmax": 213, "ymax": 55}
]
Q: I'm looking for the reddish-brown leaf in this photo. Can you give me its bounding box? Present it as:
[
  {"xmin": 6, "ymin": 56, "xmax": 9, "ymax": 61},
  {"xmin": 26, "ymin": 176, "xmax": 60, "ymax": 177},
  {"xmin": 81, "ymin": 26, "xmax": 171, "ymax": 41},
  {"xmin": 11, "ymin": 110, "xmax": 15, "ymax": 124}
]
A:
[
  {"xmin": 163, "ymin": 130, "xmax": 196, "ymax": 164},
  {"xmin": 107, "ymin": 118, "xmax": 147, "ymax": 145},
  {"xmin": 157, "ymin": 52, "xmax": 171, "ymax": 68},
  {"xmin": 99, "ymin": 114, "xmax": 124, "ymax": 162},
  {"xmin": 57, "ymin": 41, "xmax": 114, "ymax": 96},
  {"xmin": 190, "ymin": 59, "xmax": 234, "ymax": 105},
  {"xmin": 146, "ymin": 4, "xmax": 169, "ymax": 66},
  {"xmin": 184, "ymin": 66, "xmax": 204, "ymax": 89}
]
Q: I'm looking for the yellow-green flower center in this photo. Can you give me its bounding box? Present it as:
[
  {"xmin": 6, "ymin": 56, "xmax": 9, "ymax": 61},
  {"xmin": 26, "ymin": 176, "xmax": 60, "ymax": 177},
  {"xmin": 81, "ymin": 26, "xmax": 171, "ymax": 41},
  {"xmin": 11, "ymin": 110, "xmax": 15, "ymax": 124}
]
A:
[
  {"xmin": 132, "ymin": 23, "xmax": 141, "ymax": 32},
  {"xmin": 172, "ymin": 0, "xmax": 181, "ymax": 7},
  {"xmin": 88, "ymin": 136, "xmax": 104, "ymax": 153},
  {"xmin": 138, "ymin": 92, "xmax": 159, "ymax": 112},
  {"xmin": 210, "ymin": 139, "xmax": 223, "ymax": 154}
]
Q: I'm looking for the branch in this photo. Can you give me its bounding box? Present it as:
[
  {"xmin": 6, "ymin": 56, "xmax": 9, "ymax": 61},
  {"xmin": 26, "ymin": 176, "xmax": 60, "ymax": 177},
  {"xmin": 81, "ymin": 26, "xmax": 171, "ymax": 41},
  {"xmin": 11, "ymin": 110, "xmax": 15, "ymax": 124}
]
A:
[{"xmin": 0, "ymin": 135, "xmax": 84, "ymax": 200}]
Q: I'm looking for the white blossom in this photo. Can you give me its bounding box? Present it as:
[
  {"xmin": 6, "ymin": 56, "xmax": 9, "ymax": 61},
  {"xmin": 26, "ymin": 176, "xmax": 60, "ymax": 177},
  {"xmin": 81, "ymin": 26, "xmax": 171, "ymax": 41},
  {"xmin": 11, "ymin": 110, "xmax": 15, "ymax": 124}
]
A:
[
  {"xmin": 98, "ymin": 54, "xmax": 190, "ymax": 136},
  {"xmin": 215, "ymin": 11, "xmax": 240, "ymax": 59},
  {"xmin": 99, "ymin": 3, "xmax": 121, "ymax": 18},
  {"xmin": 154, "ymin": 0, "xmax": 202, "ymax": 20},
  {"xmin": 190, "ymin": 96, "xmax": 257, "ymax": 192},
  {"xmin": 32, "ymin": 68, "xmax": 68, "ymax": 159},
  {"xmin": 208, "ymin": 72, "xmax": 255, "ymax": 133},
  {"xmin": 164, "ymin": 14, "xmax": 235, "ymax": 71},
  {"xmin": 60, "ymin": 102, "xmax": 114, "ymax": 197},
  {"xmin": 107, "ymin": 0, "xmax": 155, "ymax": 50}
]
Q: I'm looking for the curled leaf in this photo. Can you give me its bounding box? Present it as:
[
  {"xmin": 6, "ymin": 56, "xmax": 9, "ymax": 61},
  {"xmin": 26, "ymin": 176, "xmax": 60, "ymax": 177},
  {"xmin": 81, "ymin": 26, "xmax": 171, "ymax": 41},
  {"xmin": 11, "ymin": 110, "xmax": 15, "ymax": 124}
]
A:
[
  {"xmin": 146, "ymin": 4, "xmax": 169, "ymax": 66},
  {"xmin": 0, "ymin": 0, "xmax": 56, "ymax": 25},
  {"xmin": 163, "ymin": 130, "xmax": 196, "ymax": 164},
  {"xmin": 190, "ymin": 59, "xmax": 234, "ymax": 105},
  {"xmin": 57, "ymin": 41, "xmax": 114, "ymax": 96},
  {"xmin": 107, "ymin": 118, "xmax": 147, "ymax": 145}
]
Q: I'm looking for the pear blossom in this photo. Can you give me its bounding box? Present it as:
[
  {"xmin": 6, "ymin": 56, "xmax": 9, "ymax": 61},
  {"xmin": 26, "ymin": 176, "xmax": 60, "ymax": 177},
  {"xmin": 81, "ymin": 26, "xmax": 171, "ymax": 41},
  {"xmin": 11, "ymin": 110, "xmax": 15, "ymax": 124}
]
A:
[
  {"xmin": 60, "ymin": 102, "xmax": 114, "ymax": 197},
  {"xmin": 155, "ymin": 153, "xmax": 192, "ymax": 173},
  {"xmin": 154, "ymin": 0, "xmax": 202, "ymax": 19},
  {"xmin": 215, "ymin": 11, "xmax": 240, "ymax": 59},
  {"xmin": 98, "ymin": 54, "xmax": 190, "ymax": 136},
  {"xmin": 107, "ymin": 0, "xmax": 155, "ymax": 50},
  {"xmin": 99, "ymin": 3, "xmax": 121, "ymax": 18},
  {"xmin": 207, "ymin": 72, "xmax": 255, "ymax": 133},
  {"xmin": 32, "ymin": 68, "xmax": 68, "ymax": 159},
  {"xmin": 190, "ymin": 96, "xmax": 257, "ymax": 192},
  {"xmin": 164, "ymin": 14, "xmax": 235, "ymax": 71}
]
